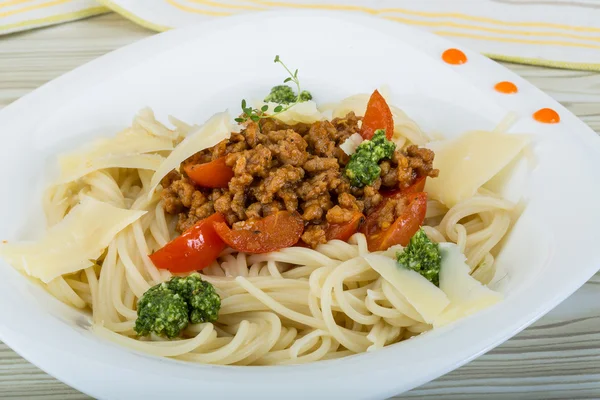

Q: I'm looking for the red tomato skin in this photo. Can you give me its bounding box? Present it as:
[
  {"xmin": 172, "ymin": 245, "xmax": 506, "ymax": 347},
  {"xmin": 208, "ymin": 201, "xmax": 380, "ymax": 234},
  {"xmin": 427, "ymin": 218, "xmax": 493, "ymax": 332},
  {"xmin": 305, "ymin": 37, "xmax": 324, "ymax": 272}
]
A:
[
  {"xmin": 325, "ymin": 212, "xmax": 365, "ymax": 242},
  {"xmin": 184, "ymin": 157, "xmax": 234, "ymax": 188},
  {"xmin": 361, "ymin": 192, "xmax": 428, "ymax": 251},
  {"xmin": 213, "ymin": 211, "xmax": 304, "ymax": 254},
  {"xmin": 149, "ymin": 213, "xmax": 227, "ymax": 273},
  {"xmin": 360, "ymin": 89, "xmax": 394, "ymax": 140}
]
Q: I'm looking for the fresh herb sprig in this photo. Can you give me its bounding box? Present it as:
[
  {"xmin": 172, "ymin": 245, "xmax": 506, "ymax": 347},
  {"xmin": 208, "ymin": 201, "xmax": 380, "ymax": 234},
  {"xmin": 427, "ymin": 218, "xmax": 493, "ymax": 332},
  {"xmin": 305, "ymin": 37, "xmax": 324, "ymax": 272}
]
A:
[{"xmin": 235, "ymin": 55, "xmax": 307, "ymax": 124}]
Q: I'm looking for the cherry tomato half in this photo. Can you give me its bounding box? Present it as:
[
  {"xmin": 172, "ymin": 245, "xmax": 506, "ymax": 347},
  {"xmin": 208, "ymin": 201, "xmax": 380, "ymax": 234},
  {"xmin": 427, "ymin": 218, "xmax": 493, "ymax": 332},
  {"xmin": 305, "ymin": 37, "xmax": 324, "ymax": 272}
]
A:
[
  {"xmin": 213, "ymin": 211, "xmax": 304, "ymax": 254},
  {"xmin": 361, "ymin": 192, "xmax": 427, "ymax": 251},
  {"xmin": 184, "ymin": 157, "xmax": 234, "ymax": 188},
  {"xmin": 325, "ymin": 212, "xmax": 365, "ymax": 242},
  {"xmin": 360, "ymin": 89, "xmax": 394, "ymax": 140},
  {"xmin": 149, "ymin": 213, "xmax": 227, "ymax": 273}
]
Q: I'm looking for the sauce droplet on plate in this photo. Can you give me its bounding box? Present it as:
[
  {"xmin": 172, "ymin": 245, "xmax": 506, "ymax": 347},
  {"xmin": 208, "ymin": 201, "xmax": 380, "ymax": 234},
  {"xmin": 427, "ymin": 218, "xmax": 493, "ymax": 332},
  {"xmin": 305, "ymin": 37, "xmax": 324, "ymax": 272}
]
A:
[
  {"xmin": 442, "ymin": 48, "xmax": 467, "ymax": 65},
  {"xmin": 494, "ymin": 81, "xmax": 518, "ymax": 94},
  {"xmin": 533, "ymin": 108, "xmax": 560, "ymax": 124}
]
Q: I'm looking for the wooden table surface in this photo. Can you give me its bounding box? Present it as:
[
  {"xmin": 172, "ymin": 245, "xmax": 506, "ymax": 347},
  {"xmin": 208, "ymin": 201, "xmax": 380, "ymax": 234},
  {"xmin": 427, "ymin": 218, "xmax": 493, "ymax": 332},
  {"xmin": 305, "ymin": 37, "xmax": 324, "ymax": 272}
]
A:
[{"xmin": 0, "ymin": 12, "xmax": 599, "ymax": 400}]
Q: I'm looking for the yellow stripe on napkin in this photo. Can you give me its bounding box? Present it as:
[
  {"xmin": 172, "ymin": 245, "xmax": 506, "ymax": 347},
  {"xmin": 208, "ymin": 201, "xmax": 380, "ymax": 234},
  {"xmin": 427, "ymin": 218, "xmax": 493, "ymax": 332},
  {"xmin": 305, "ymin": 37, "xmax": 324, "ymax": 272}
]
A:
[
  {"xmin": 3, "ymin": 0, "xmax": 600, "ymax": 71},
  {"xmin": 0, "ymin": 0, "xmax": 109, "ymax": 35}
]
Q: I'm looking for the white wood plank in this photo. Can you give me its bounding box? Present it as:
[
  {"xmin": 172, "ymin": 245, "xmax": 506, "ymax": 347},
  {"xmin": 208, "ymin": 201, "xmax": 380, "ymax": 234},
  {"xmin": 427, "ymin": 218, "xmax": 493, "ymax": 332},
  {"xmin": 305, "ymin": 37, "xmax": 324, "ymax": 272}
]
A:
[{"xmin": 0, "ymin": 12, "xmax": 598, "ymax": 400}]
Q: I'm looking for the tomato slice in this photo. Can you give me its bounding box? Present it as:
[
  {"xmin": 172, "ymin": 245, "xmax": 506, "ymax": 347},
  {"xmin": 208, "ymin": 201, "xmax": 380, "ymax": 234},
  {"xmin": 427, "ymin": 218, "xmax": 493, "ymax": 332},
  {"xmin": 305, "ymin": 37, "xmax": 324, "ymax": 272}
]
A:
[
  {"xmin": 184, "ymin": 157, "xmax": 234, "ymax": 188},
  {"xmin": 361, "ymin": 192, "xmax": 427, "ymax": 251},
  {"xmin": 149, "ymin": 213, "xmax": 227, "ymax": 273},
  {"xmin": 325, "ymin": 212, "xmax": 365, "ymax": 242},
  {"xmin": 360, "ymin": 89, "xmax": 394, "ymax": 140},
  {"xmin": 213, "ymin": 211, "xmax": 304, "ymax": 254}
]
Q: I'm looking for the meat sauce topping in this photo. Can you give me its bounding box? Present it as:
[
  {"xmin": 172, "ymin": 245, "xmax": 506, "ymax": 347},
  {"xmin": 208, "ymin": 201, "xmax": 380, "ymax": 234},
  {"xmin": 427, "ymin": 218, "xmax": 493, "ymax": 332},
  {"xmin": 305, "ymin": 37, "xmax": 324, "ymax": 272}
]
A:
[{"xmin": 161, "ymin": 113, "xmax": 438, "ymax": 249}]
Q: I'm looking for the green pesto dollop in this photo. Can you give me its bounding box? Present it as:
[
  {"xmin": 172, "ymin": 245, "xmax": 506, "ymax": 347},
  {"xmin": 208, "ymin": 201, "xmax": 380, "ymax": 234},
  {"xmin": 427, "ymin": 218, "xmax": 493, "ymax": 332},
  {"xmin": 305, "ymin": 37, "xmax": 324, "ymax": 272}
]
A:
[
  {"xmin": 134, "ymin": 284, "xmax": 189, "ymax": 338},
  {"xmin": 264, "ymin": 85, "xmax": 312, "ymax": 104},
  {"xmin": 134, "ymin": 273, "xmax": 221, "ymax": 338},
  {"xmin": 396, "ymin": 229, "xmax": 442, "ymax": 286},
  {"xmin": 167, "ymin": 274, "xmax": 221, "ymax": 324},
  {"xmin": 344, "ymin": 129, "xmax": 396, "ymax": 187}
]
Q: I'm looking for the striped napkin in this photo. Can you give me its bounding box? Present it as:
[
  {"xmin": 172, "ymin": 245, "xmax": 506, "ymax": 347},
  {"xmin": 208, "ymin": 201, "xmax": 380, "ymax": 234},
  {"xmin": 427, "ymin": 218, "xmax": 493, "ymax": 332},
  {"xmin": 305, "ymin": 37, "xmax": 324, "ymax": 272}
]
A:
[{"xmin": 2, "ymin": 0, "xmax": 600, "ymax": 71}]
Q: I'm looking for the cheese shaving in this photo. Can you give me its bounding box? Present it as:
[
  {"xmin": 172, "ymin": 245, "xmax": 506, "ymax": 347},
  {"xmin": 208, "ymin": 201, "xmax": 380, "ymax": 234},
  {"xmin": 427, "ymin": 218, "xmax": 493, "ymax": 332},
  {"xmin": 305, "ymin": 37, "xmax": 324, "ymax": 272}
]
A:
[
  {"xmin": 0, "ymin": 196, "xmax": 145, "ymax": 283},
  {"xmin": 148, "ymin": 111, "xmax": 232, "ymax": 196},
  {"xmin": 340, "ymin": 133, "xmax": 364, "ymax": 156}
]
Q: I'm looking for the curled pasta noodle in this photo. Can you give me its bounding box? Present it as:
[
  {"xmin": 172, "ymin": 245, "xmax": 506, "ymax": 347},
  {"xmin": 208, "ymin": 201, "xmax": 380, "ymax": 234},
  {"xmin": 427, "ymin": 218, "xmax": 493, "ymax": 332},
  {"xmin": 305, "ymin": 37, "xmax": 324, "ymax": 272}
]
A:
[{"xmin": 28, "ymin": 108, "xmax": 516, "ymax": 366}]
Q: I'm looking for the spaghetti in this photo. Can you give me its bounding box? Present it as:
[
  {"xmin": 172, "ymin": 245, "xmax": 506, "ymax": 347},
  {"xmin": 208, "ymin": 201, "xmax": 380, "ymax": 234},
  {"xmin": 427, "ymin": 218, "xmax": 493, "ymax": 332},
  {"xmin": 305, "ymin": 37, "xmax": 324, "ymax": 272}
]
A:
[{"xmin": 2, "ymin": 92, "xmax": 524, "ymax": 365}]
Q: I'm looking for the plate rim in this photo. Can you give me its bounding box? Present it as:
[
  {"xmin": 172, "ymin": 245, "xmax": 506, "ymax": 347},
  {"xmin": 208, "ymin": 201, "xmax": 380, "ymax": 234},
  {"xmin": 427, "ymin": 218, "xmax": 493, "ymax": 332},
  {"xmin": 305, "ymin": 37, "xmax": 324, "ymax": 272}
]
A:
[{"xmin": 0, "ymin": 10, "xmax": 599, "ymax": 399}]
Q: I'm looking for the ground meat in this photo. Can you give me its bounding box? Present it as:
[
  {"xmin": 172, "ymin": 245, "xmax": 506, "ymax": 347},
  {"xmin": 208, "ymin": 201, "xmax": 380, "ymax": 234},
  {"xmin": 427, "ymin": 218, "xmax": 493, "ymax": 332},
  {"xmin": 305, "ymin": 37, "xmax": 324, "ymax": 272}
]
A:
[
  {"xmin": 303, "ymin": 157, "xmax": 339, "ymax": 173},
  {"xmin": 305, "ymin": 121, "xmax": 338, "ymax": 157},
  {"xmin": 263, "ymin": 201, "xmax": 284, "ymax": 216},
  {"xmin": 373, "ymin": 194, "xmax": 414, "ymax": 232},
  {"xmin": 161, "ymin": 185, "xmax": 183, "ymax": 215},
  {"xmin": 180, "ymin": 151, "xmax": 211, "ymax": 169},
  {"xmin": 254, "ymin": 165, "xmax": 304, "ymax": 204},
  {"xmin": 375, "ymin": 199, "xmax": 397, "ymax": 231},
  {"xmin": 260, "ymin": 118, "xmax": 311, "ymax": 136},
  {"xmin": 265, "ymin": 130, "xmax": 308, "ymax": 166},
  {"xmin": 245, "ymin": 202, "xmax": 263, "ymax": 220},
  {"xmin": 326, "ymin": 205, "xmax": 354, "ymax": 224},
  {"xmin": 160, "ymin": 112, "xmax": 438, "ymax": 248},
  {"xmin": 338, "ymin": 192, "xmax": 363, "ymax": 213},
  {"xmin": 244, "ymin": 122, "xmax": 260, "ymax": 148},
  {"xmin": 380, "ymin": 145, "xmax": 439, "ymax": 190},
  {"xmin": 406, "ymin": 145, "xmax": 438, "ymax": 178},
  {"xmin": 211, "ymin": 140, "xmax": 227, "ymax": 160},
  {"xmin": 178, "ymin": 213, "xmax": 199, "ymax": 232},
  {"xmin": 302, "ymin": 195, "xmax": 333, "ymax": 222},
  {"xmin": 160, "ymin": 176, "xmax": 213, "ymax": 230},
  {"xmin": 279, "ymin": 186, "xmax": 300, "ymax": 212},
  {"xmin": 226, "ymin": 144, "xmax": 272, "ymax": 177},
  {"xmin": 331, "ymin": 112, "xmax": 361, "ymax": 144},
  {"xmin": 161, "ymin": 170, "xmax": 181, "ymax": 188},
  {"xmin": 363, "ymin": 185, "xmax": 383, "ymax": 213},
  {"xmin": 213, "ymin": 192, "xmax": 232, "ymax": 215},
  {"xmin": 301, "ymin": 224, "xmax": 327, "ymax": 248}
]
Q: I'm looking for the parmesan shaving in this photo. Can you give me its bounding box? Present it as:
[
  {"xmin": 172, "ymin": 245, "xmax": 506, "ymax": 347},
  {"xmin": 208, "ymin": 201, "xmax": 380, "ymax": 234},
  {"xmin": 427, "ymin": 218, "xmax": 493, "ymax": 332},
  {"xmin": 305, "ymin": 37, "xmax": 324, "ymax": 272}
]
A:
[
  {"xmin": 339, "ymin": 133, "xmax": 363, "ymax": 156},
  {"xmin": 0, "ymin": 196, "xmax": 146, "ymax": 283},
  {"xmin": 134, "ymin": 107, "xmax": 178, "ymax": 140},
  {"xmin": 55, "ymin": 127, "xmax": 173, "ymax": 184},
  {"xmin": 257, "ymin": 100, "xmax": 323, "ymax": 125},
  {"xmin": 168, "ymin": 115, "xmax": 193, "ymax": 138},
  {"xmin": 434, "ymin": 243, "xmax": 503, "ymax": 327},
  {"xmin": 327, "ymin": 93, "xmax": 371, "ymax": 119},
  {"xmin": 68, "ymin": 129, "xmax": 173, "ymax": 160},
  {"xmin": 425, "ymin": 131, "xmax": 530, "ymax": 207},
  {"xmin": 58, "ymin": 154, "xmax": 165, "ymax": 184},
  {"xmin": 149, "ymin": 111, "xmax": 232, "ymax": 195},
  {"xmin": 363, "ymin": 254, "xmax": 450, "ymax": 323}
]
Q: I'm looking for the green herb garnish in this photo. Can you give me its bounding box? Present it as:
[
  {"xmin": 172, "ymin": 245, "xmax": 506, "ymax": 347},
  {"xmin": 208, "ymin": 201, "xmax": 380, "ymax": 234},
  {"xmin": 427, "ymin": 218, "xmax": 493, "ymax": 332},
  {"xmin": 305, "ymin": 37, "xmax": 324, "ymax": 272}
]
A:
[{"xmin": 235, "ymin": 55, "xmax": 312, "ymax": 124}]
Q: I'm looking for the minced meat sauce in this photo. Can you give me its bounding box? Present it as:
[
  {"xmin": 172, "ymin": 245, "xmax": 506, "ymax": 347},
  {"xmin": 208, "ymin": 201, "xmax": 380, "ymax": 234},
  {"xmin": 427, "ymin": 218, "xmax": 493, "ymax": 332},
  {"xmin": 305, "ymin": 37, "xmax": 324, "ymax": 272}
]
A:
[{"xmin": 160, "ymin": 113, "xmax": 438, "ymax": 248}]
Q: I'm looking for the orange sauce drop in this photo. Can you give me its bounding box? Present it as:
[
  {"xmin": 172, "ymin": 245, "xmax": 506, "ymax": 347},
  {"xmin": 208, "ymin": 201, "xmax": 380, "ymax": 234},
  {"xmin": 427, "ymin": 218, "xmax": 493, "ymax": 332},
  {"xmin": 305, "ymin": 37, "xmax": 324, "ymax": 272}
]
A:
[
  {"xmin": 533, "ymin": 108, "xmax": 560, "ymax": 124},
  {"xmin": 442, "ymin": 48, "xmax": 467, "ymax": 65},
  {"xmin": 494, "ymin": 81, "xmax": 518, "ymax": 94}
]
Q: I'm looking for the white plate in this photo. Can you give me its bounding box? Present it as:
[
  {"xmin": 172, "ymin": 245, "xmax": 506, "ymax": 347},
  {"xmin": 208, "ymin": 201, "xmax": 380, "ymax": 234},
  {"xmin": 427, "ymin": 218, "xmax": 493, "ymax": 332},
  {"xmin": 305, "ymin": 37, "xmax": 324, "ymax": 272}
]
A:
[{"xmin": 1, "ymin": 11, "xmax": 599, "ymax": 400}]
